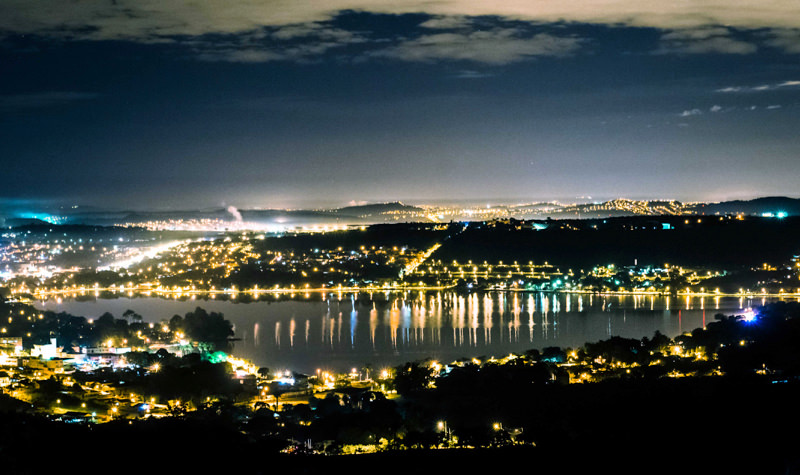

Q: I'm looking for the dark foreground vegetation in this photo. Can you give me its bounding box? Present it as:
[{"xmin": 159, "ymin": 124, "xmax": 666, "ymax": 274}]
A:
[
  {"xmin": 2, "ymin": 302, "xmax": 800, "ymax": 474},
  {"xmin": 1, "ymin": 377, "xmax": 798, "ymax": 474}
]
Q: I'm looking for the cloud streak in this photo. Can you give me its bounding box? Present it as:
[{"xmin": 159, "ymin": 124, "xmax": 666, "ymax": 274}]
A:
[
  {"xmin": 369, "ymin": 30, "xmax": 581, "ymax": 64},
  {"xmin": 715, "ymin": 80, "xmax": 800, "ymax": 93},
  {"xmin": 3, "ymin": 1, "xmax": 800, "ymax": 41},
  {"xmin": 1, "ymin": 1, "xmax": 800, "ymax": 64},
  {"xmin": 658, "ymin": 27, "xmax": 757, "ymax": 54}
]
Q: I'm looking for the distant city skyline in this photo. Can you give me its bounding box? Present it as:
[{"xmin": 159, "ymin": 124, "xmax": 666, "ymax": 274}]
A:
[
  {"xmin": 3, "ymin": 194, "xmax": 800, "ymax": 215},
  {"xmin": 2, "ymin": 1, "xmax": 799, "ymax": 209}
]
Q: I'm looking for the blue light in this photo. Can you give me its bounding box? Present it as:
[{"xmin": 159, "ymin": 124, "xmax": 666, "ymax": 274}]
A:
[
  {"xmin": 742, "ymin": 308, "xmax": 757, "ymax": 322},
  {"xmin": 776, "ymin": 211, "xmax": 788, "ymax": 219},
  {"xmin": 16, "ymin": 212, "xmax": 65, "ymax": 224}
]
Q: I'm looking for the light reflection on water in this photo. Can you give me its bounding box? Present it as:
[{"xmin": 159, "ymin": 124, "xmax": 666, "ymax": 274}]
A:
[{"xmin": 34, "ymin": 292, "xmax": 793, "ymax": 374}]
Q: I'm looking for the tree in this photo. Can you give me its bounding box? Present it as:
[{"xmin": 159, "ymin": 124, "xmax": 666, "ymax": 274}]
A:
[
  {"xmin": 182, "ymin": 307, "xmax": 234, "ymax": 343},
  {"xmin": 122, "ymin": 309, "xmax": 143, "ymax": 322},
  {"xmin": 541, "ymin": 347, "xmax": 566, "ymax": 363},
  {"xmin": 393, "ymin": 362, "xmax": 434, "ymax": 396},
  {"xmin": 169, "ymin": 314, "xmax": 183, "ymax": 331}
]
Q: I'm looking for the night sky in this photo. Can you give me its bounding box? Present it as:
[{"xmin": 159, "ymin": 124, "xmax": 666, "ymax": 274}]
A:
[{"xmin": 1, "ymin": 1, "xmax": 799, "ymax": 210}]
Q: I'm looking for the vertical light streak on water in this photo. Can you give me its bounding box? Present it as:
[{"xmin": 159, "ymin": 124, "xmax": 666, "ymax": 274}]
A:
[
  {"xmin": 413, "ymin": 294, "xmax": 428, "ymax": 344},
  {"xmin": 467, "ymin": 294, "xmax": 480, "ymax": 346},
  {"xmin": 408, "ymin": 299, "xmax": 416, "ymax": 345},
  {"xmin": 565, "ymin": 293, "xmax": 571, "ymax": 313},
  {"xmin": 305, "ymin": 319, "xmax": 310, "ymax": 345},
  {"xmin": 337, "ymin": 311, "xmax": 343, "ymax": 345},
  {"xmin": 350, "ymin": 307, "xmax": 357, "ymax": 348},
  {"xmin": 553, "ymin": 294, "xmax": 560, "ymax": 339},
  {"xmin": 435, "ymin": 292, "xmax": 443, "ymax": 345},
  {"xmin": 497, "ymin": 292, "xmax": 505, "ymax": 344},
  {"xmin": 419, "ymin": 300, "xmax": 427, "ymax": 344},
  {"xmin": 369, "ymin": 305, "xmax": 378, "ymax": 349},
  {"xmin": 455, "ymin": 295, "xmax": 465, "ymax": 347},
  {"xmin": 466, "ymin": 294, "xmax": 474, "ymax": 347},
  {"xmin": 685, "ymin": 295, "xmax": 691, "ymax": 310},
  {"xmin": 390, "ymin": 304, "xmax": 400, "ymax": 349},
  {"xmin": 450, "ymin": 299, "xmax": 458, "ymax": 346},
  {"xmin": 650, "ymin": 295, "xmax": 655, "ymax": 311},
  {"xmin": 528, "ymin": 294, "xmax": 535, "ymax": 343},
  {"xmin": 542, "ymin": 294, "xmax": 550, "ymax": 340},
  {"xmin": 482, "ymin": 293, "xmax": 491, "ymax": 346},
  {"xmin": 700, "ymin": 297, "xmax": 705, "ymax": 311},
  {"xmin": 253, "ymin": 323, "xmax": 259, "ymax": 347},
  {"xmin": 275, "ymin": 321, "xmax": 280, "ymax": 347},
  {"xmin": 665, "ymin": 296, "xmax": 670, "ymax": 311},
  {"xmin": 289, "ymin": 318, "xmax": 295, "ymax": 348},
  {"xmin": 714, "ymin": 296, "xmax": 720, "ymax": 310},
  {"xmin": 425, "ymin": 295, "xmax": 433, "ymax": 345},
  {"xmin": 578, "ymin": 295, "xmax": 584, "ymax": 313},
  {"xmin": 739, "ymin": 297, "xmax": 744, "ymax": 309},
  {"xmin": 511, "ymin": 293, "xmax": 520, "ymax": 343},
  {"xmin": 401, "ymin": 300, "xmax": 411, "ymax": 345}
]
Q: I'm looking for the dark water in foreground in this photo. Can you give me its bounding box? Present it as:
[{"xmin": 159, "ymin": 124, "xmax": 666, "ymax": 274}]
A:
[{"xmin": 34, "ymin": 292, "xmax": 792, "ymax": 373}]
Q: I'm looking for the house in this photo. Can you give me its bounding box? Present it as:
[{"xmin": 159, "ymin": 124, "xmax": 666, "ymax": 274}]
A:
[{"xmin": 0, "ymin": 371, "xmax": 11, "ymax": 387}]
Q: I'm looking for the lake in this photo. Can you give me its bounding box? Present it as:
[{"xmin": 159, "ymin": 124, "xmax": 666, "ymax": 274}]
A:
[{"xmin": 33, "ymin": 291, "xmax": 790, "ymax": 374}]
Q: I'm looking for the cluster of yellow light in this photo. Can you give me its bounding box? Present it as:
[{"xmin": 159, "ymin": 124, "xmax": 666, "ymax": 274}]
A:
[
  {"xmin": 227, "ymin": 355, "xmax": 257, "ymax": 375},
  {"xmin": 409, "ymin": 259, "xmax": 561, "ymax": 281}
]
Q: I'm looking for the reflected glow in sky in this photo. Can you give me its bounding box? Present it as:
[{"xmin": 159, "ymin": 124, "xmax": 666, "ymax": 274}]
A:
[{"xmin": 2, "ymin": 1, "xmax": 799, "ymax": 208}]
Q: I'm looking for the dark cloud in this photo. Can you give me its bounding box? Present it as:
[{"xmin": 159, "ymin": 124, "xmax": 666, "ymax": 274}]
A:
[{"xmin": 1, "ymin": 1, "xmax": 800, "ymax": 63}]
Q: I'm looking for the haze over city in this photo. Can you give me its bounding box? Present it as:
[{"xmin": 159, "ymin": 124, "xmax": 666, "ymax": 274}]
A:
[{"xmin": 2, "ymin": 0, "xmax": 800, "ymax": 210}]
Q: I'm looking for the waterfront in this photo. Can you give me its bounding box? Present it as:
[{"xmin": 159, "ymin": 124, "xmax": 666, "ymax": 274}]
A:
[{"xmin": 33, "ymin": 292, "xmax": 792, "ymax": 374}]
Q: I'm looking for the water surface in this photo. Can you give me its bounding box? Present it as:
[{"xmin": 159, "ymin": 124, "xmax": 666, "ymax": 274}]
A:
[{"xmin": 34, "ymin": 292, "xmax": 788, "ymax": 373}]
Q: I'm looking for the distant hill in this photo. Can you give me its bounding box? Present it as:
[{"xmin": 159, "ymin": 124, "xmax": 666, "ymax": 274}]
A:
[
  {"xmin": 691, "ymin": 196, "xmax": 800, "ymax": 216},
  {"xmin": 43, "ymin": 202, "xmax": 425, "ymax": 227},
  {"xmin": 432, "ymin": 215, "xmax": 800, "ymax": 269},
  {"xmin": 10, "ymin": 197, "xmax": 799, "ymax": 229},
  {"xmin": 333, "ymin": 202, "xmax": 423, "ymax": 217},
  {"xmin": 2, "ymin": 218, "xmax": 52, "ymax": 228}
]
